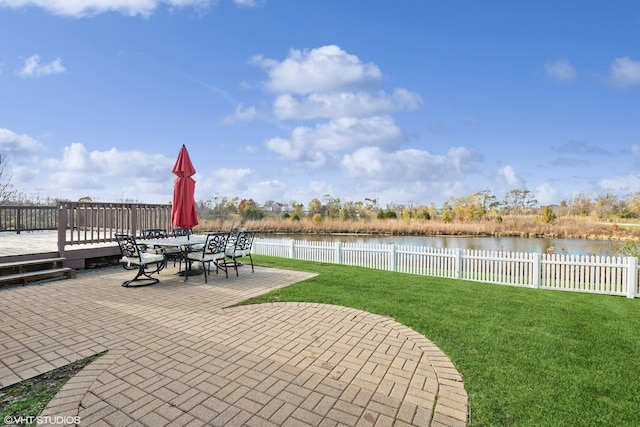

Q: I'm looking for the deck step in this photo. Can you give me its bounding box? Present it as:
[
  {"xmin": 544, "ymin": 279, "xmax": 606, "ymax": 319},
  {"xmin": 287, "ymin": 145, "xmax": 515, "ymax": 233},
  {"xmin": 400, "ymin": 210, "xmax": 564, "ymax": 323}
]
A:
[
  {"xmin": 0, "ymin": 257, "xmax": 76, "ymax": 287},
  {"xmin": 0, "ymin": 268, "xmax": 76, "ymax": 286},
  {"xmin": 0, "ymin": 257, "xmax": 66, "ymax": 269}
]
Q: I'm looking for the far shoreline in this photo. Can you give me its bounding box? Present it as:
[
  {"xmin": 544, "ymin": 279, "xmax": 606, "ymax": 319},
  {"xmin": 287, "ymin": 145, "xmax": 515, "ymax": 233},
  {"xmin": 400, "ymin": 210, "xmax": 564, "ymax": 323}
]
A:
[{"xmin": 198, "ymin": 216, "xmax": 640, "ymax": 243}]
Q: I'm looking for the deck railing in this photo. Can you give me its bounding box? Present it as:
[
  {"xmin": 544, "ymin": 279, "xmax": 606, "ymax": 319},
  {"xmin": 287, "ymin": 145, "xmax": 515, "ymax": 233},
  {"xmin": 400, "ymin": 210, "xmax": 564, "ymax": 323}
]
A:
[
  {"xmin": 0, "ymin": 205, "xmax": 58, "ymax": 233},
  {"xmin": 253, "ymin": 238, "xmax": 640, "ymax": 299},
  {"xmin": 56, "ymin": 202, "xmax": 172, "ymax": 254},
  {"xmin": 0, "ymin": 202, "xmax": 173, "ymax": 255}
]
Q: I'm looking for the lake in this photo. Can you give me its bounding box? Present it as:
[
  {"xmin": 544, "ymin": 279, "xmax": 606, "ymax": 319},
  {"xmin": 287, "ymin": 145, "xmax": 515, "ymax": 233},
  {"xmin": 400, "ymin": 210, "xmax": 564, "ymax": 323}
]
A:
[{"xmin": 257, "ymin": 233, "xmax": 620, "ymax": 257}]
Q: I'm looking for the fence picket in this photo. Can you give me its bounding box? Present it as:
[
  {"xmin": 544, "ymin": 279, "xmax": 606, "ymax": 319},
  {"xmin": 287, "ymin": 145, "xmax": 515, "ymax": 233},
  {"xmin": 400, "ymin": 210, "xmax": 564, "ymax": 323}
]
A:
[{"xmin": 253, "ymin": 238, "xmax": 640, "ymax": 299}]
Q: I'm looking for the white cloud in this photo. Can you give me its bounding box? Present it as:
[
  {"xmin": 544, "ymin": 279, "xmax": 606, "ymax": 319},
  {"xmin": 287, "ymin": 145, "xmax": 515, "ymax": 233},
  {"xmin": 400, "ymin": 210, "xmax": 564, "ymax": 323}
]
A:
[
  {"xmin": 247, "ymin": 179, "xmax": 288, "ymax": 201},
  {"xmin": 544, "ymin": 59, "xmax": 576, "ymax": 82},
  {"xmin": 535, "ymin": 183, "xmax": 558, "ymax": 206},
  {"xmin": 0, "ymin": 128, "xmax": 44, "ymax": 152},
  {"xmin": 233, "ymin": 0, "xmax": 264, "ymax": 7},
  {"xmin": 16, "ymin": 55, "xmax": 65, "ymax": 78},
  {"xmin": 254, "ymin": 44, "xmax": 426, "ymax": 178},
  {"xmin": 43, "ymin": 143, "xmax": 170, "ymax": 177},
  {"xmin": 341, "ymin": 146, "xmax": 476, "ymax": 182},
  {"xmin": 36, "ymin": 143, "xmax": 174, "ymax": 199},
  {"xmin": 598, "ymin": 173, "xmax": 640, "ymax": 194},
  {"xmin": 252, "ymin": 45, "xmax": 383, "ymax": 95},
  {"xmin": 273, "ymin": 89, "xmax": 423, "ymax": 120},
  {"xmin": 0, "ymin": 0, "xmax": 214, "ymax": 17},
  {"xmin": 606, "ymin": 56, "xmax": 640, "ymax": 88},
  {"xmin": 265, "ymin": 137, "xmax": 326, "ymax": 167},
  {"xmin": 213, "ymin": 167, "xmax": 252, "ymax": 180},
  {"xmin": 89, "ymin": 146, "xmax": 170, "ymax": 177},
  {"xmin": 198, "ymin": 167, "xmax": 254, "ymax": 196},
  {"xmin": 11, "ymin": 164, "xmax": 40, "ymax": 183},
  {"xmin": 223, "ymin": 103, "xmax": 258, "ymax": 124},
  {"xmin": 265, "ymin": 116, "xmax": 405, "ymax": 165},
  {"xmin": 496, "ymin": 165, "xmax": 523, "ymax": 188}
]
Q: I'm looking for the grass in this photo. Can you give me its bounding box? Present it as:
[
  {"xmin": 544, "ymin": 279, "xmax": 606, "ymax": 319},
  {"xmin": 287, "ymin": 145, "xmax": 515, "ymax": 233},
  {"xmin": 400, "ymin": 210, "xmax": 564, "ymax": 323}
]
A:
[
  {"xmin": 244, "ymin": 255, "xmax": 640, "ymax": 426},
  {"xmin": 0, "ymin": 352, "xmax": 105, "ymax": 424}
]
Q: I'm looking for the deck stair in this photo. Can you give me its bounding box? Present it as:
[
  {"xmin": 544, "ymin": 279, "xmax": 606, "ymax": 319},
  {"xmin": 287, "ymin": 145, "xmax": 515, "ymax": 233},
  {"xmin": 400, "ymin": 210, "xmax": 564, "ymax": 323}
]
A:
[{"xmin": 0, "ymin": 257, "xmax": 76, "ymax": 287}]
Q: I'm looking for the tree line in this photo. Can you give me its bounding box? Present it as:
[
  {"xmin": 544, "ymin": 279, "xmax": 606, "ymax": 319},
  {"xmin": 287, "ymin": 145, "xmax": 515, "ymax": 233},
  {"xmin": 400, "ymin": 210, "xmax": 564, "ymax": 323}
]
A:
[{"xmin": 197, "ymin": 189, "xmax": 640, "ymax": 224}]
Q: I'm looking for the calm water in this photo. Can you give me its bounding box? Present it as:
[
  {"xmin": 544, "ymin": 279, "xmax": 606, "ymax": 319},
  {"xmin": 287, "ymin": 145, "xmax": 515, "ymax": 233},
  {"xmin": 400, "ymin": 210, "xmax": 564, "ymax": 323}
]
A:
[{"xmin": 258, "ymin": 233, "xmax": 619, "ymax": 257}]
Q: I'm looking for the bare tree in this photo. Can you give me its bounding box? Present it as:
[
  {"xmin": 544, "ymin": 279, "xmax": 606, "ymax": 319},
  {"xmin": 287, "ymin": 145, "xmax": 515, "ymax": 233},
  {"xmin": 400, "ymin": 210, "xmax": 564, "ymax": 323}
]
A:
[
  {"xmin": 502, "ymin": 189, "xmax": 538, "ymax": 214},
  {"xmin": 0, "ymin": 154, "xmax": 16, "ymax": 202},
  {"xmin": 593, "ymin": 191, "xmax": 624, "ymax": 219},
  {"xmin": 568, "ymin": 192, "xmax": 593, "ymax": 216}
]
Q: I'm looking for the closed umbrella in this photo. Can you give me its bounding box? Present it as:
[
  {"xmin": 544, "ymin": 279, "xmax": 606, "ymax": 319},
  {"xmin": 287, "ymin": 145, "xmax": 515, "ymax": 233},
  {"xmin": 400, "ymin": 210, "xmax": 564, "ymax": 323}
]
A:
[{"xmin": 171, "ymin": 144, "xmax": 199, "ymax": 230}]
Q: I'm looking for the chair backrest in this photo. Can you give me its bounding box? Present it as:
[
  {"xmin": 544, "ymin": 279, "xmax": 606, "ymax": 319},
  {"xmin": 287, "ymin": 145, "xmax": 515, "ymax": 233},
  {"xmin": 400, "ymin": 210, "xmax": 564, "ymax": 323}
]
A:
[
  {"xmin": 204, "ymin": 232, "xmax": 230, "ymax": 255},
  {"xmin": 115, "ymin": 233, "xmax": 140, "ymax": 258},
  {"xmin": 172, "ymin": 227, "xmax": 191, "ymax": 237},
  {"xmin": 141, "ymin": 228, "xmax": 168, "ymax": 239},
  {"xmin": 233, "ymin": 230, "xmax": 255, "ymax": 252}
]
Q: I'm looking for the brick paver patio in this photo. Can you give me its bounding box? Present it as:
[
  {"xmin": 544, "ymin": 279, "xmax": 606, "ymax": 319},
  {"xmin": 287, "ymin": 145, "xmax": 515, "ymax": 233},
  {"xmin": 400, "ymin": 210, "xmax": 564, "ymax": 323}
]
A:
[{"xmin": 0, "ymin": 264, "xmax": 468, "ymax": 426}]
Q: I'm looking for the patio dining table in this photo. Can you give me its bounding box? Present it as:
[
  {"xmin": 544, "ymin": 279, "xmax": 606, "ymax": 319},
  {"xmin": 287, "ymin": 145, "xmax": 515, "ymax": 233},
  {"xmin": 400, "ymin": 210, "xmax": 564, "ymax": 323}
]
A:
[{"xmin": 138, "ymin": 234, "xmax": 207, "ymax": 281}]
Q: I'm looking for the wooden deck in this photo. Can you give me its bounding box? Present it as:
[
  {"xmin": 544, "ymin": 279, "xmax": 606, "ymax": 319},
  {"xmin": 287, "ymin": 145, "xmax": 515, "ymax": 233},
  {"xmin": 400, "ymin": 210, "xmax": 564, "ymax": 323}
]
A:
[{"xmin": 0, "ymin": 231, "xmax": 120, "ymax": 269}]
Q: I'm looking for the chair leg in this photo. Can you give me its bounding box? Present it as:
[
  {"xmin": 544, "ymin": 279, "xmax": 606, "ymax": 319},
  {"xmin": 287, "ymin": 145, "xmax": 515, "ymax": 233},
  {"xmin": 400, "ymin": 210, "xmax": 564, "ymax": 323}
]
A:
[
  {"xmin": 184, "ymin": 259, "xmax": 193, "ymax": 282},
  {"xmin": 233, "ymin": 257, "xmax": 240, "ymax": 277},
  {"xmin": 122, "ymin": 262, "xmax": 163, "ymax": 287},
  {"xmin": 214, "ymin": 259, "xmax": 228, "ymax": 279}
]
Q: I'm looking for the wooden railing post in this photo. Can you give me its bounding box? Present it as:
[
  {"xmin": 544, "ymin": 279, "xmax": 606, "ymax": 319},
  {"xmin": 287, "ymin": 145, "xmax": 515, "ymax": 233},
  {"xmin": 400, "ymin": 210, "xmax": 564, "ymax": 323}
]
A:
[
  {"xmin": 130, "ymin": 204, "xmax": 138, "ymax": 237},
  {"xmin": 57, "ymin": 204, "xmax": 67, "ymax": 257},
  {"xmin": 16, "ymin": 207, "xmax": 22, "ymax": 234}
]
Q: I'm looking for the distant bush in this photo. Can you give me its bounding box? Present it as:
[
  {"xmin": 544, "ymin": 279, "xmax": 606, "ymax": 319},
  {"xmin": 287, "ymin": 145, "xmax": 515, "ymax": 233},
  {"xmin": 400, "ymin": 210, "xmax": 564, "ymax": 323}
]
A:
[
  {"xmin": 615, "ymin": 241, "xmax": 640, "ymax": 258},
  {"xmin": 541, "ymin": 206, "xmax": 557, "ymax": 224},
  {"xmin": 376, "ymin": 209, "xmax": 397, "ymax": 219}
]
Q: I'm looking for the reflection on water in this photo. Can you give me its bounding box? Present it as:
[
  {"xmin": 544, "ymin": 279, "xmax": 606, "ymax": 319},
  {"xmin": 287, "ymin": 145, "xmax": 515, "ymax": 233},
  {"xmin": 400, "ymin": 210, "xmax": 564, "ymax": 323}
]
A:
[{"xmin": 259, "ymin": 233, "xmax": 619, "ymax": 257}]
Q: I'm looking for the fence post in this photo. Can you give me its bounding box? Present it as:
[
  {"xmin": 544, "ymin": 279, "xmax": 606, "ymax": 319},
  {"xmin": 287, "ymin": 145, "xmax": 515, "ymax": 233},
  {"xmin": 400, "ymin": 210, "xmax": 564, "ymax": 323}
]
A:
[
  {"xmin": 389, "ymin": 244, "xmax": 396, "ymax": 272},
  {"xmin": 335, "ymin": 241, "xmax": 342, "ymax": 265},
  {"xmin": 454, "ymin": 248, "xmax": 462, "ymax": 279},
  {"xmin": 532, "ymin": 253, "xmax": 541, "ymax": 288},
  {"xmin": 289, "ymin": 239, "xmax": 295, "ymax": 260},
  {"xmin": 626, "ymin": 256, "xmax": 638, "ymax": 299}
]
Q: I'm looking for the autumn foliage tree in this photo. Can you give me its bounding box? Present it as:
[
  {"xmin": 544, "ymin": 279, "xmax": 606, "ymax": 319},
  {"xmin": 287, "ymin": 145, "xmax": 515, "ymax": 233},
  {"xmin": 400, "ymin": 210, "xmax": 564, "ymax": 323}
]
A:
[{"xmin": 238, "ymin": 198, "xmax": 263, "ymax": 220}]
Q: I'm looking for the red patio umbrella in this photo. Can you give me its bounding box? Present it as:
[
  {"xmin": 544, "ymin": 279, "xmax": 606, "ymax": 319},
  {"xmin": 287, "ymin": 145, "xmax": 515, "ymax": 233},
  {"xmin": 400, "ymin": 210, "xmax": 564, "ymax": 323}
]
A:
[{"xmin": 171, "ymin": 144, "xmax": 199, "ymax": 230}]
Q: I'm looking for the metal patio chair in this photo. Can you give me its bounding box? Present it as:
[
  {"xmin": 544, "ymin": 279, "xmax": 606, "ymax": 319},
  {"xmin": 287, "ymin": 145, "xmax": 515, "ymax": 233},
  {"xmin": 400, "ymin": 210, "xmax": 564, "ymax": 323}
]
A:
[
  {"xmin": 185, "ymin": 232, "xmax": 230, "ymax": 283},
  {"xmin": 142, "ymin": 228, "xmax": 184, "ymax": 268},
  {"xmin": 224, "ymin": 230, "xmax": 256, "ymax": 276},
  {"xmin": 115, "ymin": 233, "xmax": 166, "ymax": 287}
]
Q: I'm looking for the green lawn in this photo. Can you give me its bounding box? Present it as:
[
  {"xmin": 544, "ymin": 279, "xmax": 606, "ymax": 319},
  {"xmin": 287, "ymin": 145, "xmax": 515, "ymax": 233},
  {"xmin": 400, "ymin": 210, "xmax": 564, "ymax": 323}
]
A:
[{"xmin": 246, "ymin": 255, "xmax": 640, "ymax": 427}]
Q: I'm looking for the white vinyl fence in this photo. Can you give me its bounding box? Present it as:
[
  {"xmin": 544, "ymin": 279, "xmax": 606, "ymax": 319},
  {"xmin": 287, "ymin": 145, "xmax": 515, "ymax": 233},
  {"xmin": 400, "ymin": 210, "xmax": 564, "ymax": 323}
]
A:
[{"xmin": 253, "ymin": 238, "xmax": 640, "ymax": 299}]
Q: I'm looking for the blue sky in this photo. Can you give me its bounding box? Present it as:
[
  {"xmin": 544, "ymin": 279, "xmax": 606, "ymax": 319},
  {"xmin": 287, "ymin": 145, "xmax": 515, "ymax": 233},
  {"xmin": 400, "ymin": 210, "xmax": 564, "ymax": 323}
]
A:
[{"xmin": 1, "ymin": 1, "xmax": 639, "ymax": 208}]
